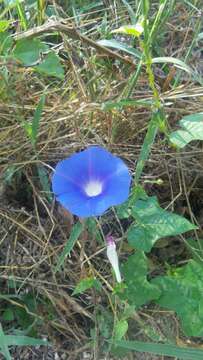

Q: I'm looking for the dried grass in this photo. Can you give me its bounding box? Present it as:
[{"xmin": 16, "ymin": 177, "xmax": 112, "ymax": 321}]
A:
[{"xmin": 0, "ymin": 1, "xmax": 203, "ymax": 359}]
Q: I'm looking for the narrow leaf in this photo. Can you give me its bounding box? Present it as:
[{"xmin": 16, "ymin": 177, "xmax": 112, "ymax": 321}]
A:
[
  {"xmin": 135, "ymin": 111, "xmax": 160, "ymax": 183},
  {"xmin": 0, "ymin": 32, "xmax": 13, "ymax": 55},
  {"xmin": 113, "ymin": 339, "xmax": 203, "ymax": 360},
  {"xmin": 97, "ymin": 39, "xmax": 141, "ymax": 59},
  {"xmin": 0, "ymin": 324, "xmax": 11, "ymax": 360},
  {"xmin": 37, "ymin": 165, "xmax": 53, "ymax": 202},
  {"xmin": 4, "ymin": 335, "xmax": 48, "ymax": 346},
  {"xmin": 54, "ymin": 222, "xmax": 84, "ymax": 273},
  {"xmin": 121, "ymin": 0, "xmax": 137, "ymax": 24},
  {"xmin": 152, "ymin": 57, "xmax": 193, "ymax": 75},
  {"xmin": 102, "ymin": 98, "xmax": 153, "ymax": 111},
  {"xmin": 31, "ymin": 95, "xmax": 45, "ymax": 146}
]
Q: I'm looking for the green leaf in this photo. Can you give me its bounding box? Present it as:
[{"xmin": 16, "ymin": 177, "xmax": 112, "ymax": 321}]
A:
[
  {"xmin": 102, "ymin": 98, "xmax": 153, "ymax": 111},
  {"xmin": 72, "ymin": 277, "xmax": 101, "ymax": 295},
  {"xmin": 0, "ymin": 32, "xmax": 13, "ymax": 56},
  {"xmin": 86, "ymin": 218, "xmax": 103, "ymax": 244},
  {"xmin": 114, "ymin": 320, "xmax": 128, "ymax": 341},
  {"xmin": 0, "ymin": 20, "xmax": 11, "ymax": 32},
  {"xmin": 135, "ymin": 112, "xmax": 160, "ymax": 183},
  {"xmin": 151, "ymin": 57, "xmax": 193, "ymax": 75},
  {"xmin": 113, "ymin": 339, "xmax": 203, "ymax": 360},
  {"xmin": 116, "ymin": 185, "xmax": 147, "ymax": 219},
  {"xmin": 2, "ymin": 308, "xmax": 15, "ymax": 322},
  {"xmin": 34, "ymin": 52, "xmax": 64, "ymax": 79},
  {"xmin": 170, "ymin": 130, "xmax": 194, "ymax": 148},
  {"xmin": 3, "ymin": 0, "xmax": 18, "ymax": 6},
  {"xmin": 169, "ymin": 112, "xmax": 203, "ymax": 148},
  {"xmin": 127, "ymin": 196, "xmax": 197, "ymax": 252},
  {"xmin": 15, "ymin": 1, "xmax": 27, "ymax": 30},
  {"xmin": 142, "ymin": 0, "xmax": 149, "ymax": 16},
  {"xmin": 97, "ymin": 308, "xmax": 113, "ymax": 339},
  {"xmin": 3, "ymin": 335, "xmax": 48, "ymax": 347},
  {"xmin": 118, "ymin": 252, "xmax": 161, "ymax": 307},
  {"xmin": 2, "ymin": 165, "xmax": 19, "ymax": 185},
  {"xmin": 153, "ymin": 260, "xmax": 203, "ymax": 337},
  {"xmin": 0, "ymin": 324, "xmax": 11, "ymax": 360},
  {"xmin": 37, "ymin": 165, "xmax": 53, "ymax": 203},
  {"xmin": 116, "ymin": 199, "xmax": 132, "ymax": 219},
  {"xmin": 31, "ymin": 94, "xmax": 45, "ymax": 146},
  {"xmin": 197, "ymin": 32, "xmax": 203, "ymax": 41},
  {"xmin": 13, "ymin": 38, "xmax": 48, "ymax": 65},
  {"xmin": 97, "ymin": 39, "xmax": 141, "ymax": 59},
  {"xmin": 185, "ymin": 238, "xmax": 203, "ymax": 263},
  {"xmin": 111, "ymin": 22, "xmax": 144, "ymax": 37},
  {"xmin": 54, "ymin": 222, "xmax": 84, "ymax": 273},
  {"xmin": 121, "ymin": 0, "xmax": 137, "ymax": 24}
]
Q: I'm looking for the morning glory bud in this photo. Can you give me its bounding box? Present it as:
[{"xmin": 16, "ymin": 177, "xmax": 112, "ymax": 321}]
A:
[{"xmin": 106, "ymin": 235, "xmax": 122, "ymax": 283}]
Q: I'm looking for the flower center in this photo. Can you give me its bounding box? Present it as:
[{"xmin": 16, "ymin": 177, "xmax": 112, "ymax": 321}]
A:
[{"xmin": 85, "ymin": 181, "xmax": 103, "ymax": 197}]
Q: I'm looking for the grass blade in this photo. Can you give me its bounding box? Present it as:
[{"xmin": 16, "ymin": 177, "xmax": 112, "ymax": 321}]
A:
[
  {"xmin": 135, "ymin": 111, "xmax": 162, "ymax": 183},
  {"xmin": 37, "ymin": 165, "xmax": 53, "ymax": 202},
  {"xmin": 102, "ymin": 98, "xmax": 153, "ymax": 110},
  {"xmin": 0, "ymin": 324, "xmax": 11, "ymax": 360},
  {"xmin": 97, "ymin": 39, "xmax": 141, "ymax": 59},
  {"xmin": 114, "ymin": 340, "xmax": 203, "ymax": 360},
  {"xmin": 152, "ymin": 57, "xmax": 193, "ymax": 74},
  {"xmin": 37, "ymin": 0, "xmax": 46, "ymax": 25},
  {"xmin": 16, "ymin": 0, "xmax": 27, "ymax": 30},
  {"xmin": 121, "ymin": 0, "xmax": 137, "ymax": 24},
  {"xmin": 31, "ymin": 94, "xmax": 45, "ymax": 146},
  {"xmin": 54, "ymin": 222, "xmax": 84, "ymax": 273},
  {"xmin": 4, "ymin": 335, "xmax": 48, "ymax": 347}
]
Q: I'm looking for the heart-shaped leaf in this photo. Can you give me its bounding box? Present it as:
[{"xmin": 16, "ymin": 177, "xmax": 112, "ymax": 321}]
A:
[
  {"xmin": 13, "ymin": 38, "xmax": 48, "ymax": 65},
  {"xmin": 35, "ymin": 52, "xmax": 64, "ymax": 79},
  {"xmin": 169, "ymin": 112, "xmax": 203, "ymax": 148},
  {"xmin": 153, "ymin": 260, "xmax": 203, "ymax": 336},
  {"xmin": 127, "ymin": 196, "xmax": 197, "ymax": 252},
  {"xmin": 117, "ymin": 251, "xmax": 161, "ymax": 307}
]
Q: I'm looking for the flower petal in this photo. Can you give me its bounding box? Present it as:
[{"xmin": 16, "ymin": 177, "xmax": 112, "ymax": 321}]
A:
[
  {"xmin": 52, "ymin": 154, "xmax": 89, "ymax": 195},
  {"xmin": 57, "ymin": 192, "xmax": 109, "ymax": 217},
  {"xmin": 103, "ymin": 166, "xmax": 131, "ymax": 206},
  {"xmin": 52, "ymin": 146, "xmax": 132, "ymax": 217},
  {"xmin": 84, "ymin": 146, "xmax": 128, "ymax": 180}
]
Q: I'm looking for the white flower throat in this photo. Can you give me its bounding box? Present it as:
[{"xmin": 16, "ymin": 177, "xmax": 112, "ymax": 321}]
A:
[{"xmin": 85, "ymin": 180, "xmax": 103, "ymax": 197}]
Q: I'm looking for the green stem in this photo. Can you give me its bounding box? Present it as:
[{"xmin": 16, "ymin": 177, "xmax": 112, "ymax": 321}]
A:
[{"xmin": 134, "ymin": 1, "xmax": 166, "ymax": 184}]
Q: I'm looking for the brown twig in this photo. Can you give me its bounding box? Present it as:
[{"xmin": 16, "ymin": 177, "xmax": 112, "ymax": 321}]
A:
[{"xmin": 13, "ymin": 20, "xmax": 135, "ymax": 67}]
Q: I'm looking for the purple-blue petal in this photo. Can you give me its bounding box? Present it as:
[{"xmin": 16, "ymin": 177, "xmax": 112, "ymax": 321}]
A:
[
  {"xmin": 81, "ymin": 146, "xmax": 123, "ymax": 180},
  {"xmin": 57, "ymin": 193, "xmax": 109, "ymax": 217},
  {"xmin": 52, "ymin": 146, "xmax": 132, "ymax": 217},
  {"xmin": 104, "ymin": 169, "xmax": 131, "ymax": 205}
]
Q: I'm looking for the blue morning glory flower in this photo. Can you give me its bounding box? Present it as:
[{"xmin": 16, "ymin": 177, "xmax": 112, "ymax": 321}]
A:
[{"xmin": 52, "ymin": 146, "xmax": 131, "ymax": 217}]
